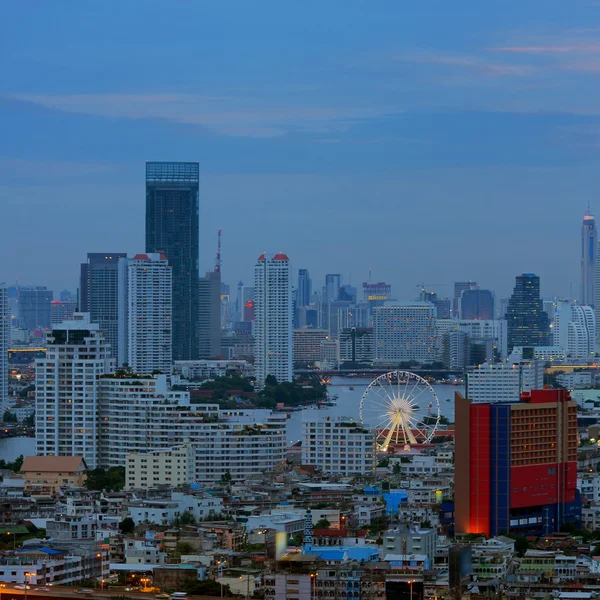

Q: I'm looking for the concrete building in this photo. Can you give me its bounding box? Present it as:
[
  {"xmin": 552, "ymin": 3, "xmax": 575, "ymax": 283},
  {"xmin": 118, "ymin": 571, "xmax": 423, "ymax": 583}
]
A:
[
  {"xmin": 374, "ymin": 303, "xmax": 438, "ymax": 364},
  {"xmin": 21, "ymin": 456, "xmax": 88, "ymax": 496},
  {"xmin": 296, "ymin": 268, "xmax": 312, "ymax": 308},
  {"xmin": 254, "ymin": 252, "xmax": 292, "ymax": 385},
  {"xmin": 128, "ymin": 492, "xmax": 224, "ymax": 525},
  {"xmin": 557, "ymin": 371, "xmax": 593, "ymax": 389},
  {"xmin": 319, "ymin": 339, "xmax": 339, "ymax": 369},
  {"xmin": 460, "ymin": 287, "xmax": 495, "ymax": 320},
  {"xmin": 0, "ymin": 288, "xmax": 8, "ymax": 411},
  {"xmin": 198, "ymin": 269, "xmax": 221, "ymax": 359},
  {"xmin": 126, "ymin": 441, "xmax": 196, "ymax": 490},
  {"xmin": 339, "ymin": 327, "xmax": 374, "ymax": 365},
  {"xmin": 293, "ymin": 328, "xmax": 329, "ymax": 365},
  {"xmin": 118, "ymin": 253, "xmax": 172, "ymax": 375},
  {"xmin": 581, "ymin": 210, "xmax": 597, "ymax": 307},
  {"xmin": 50, "ymin": 299, "xmax": 77, "ymax": 327},
  {"xmin": 383, "ymin": 525, "xmax": 437, "ymax": 565},
  {"xmin": 466, "ymin": 358, "xmax": 544, "ymax": 403},
  {"xmin": 302, "ymin": 414, "xmax": 376, "ymax": 475},
  {"xmin": 456, "ymin": 319, "xmax": 508, "ymax": 359},
  {"xmin": 442, "ymin": 330, "xmax": 470, "ymax": 369},
  {"xmin": 553, "ymin": 301, "xmax": 595, "ymax": 359},
  {"xmin": 173, "ymin": 359, "xmax": 253, "ymax": 382},
  {"xmin": 35, "ymin": 313, "xmax": 114, "ymax": 468},
  {"xmin": 79, "ymin": 253, "xmax": 127, "ymax": 360},
  {"xmin": 18, "ymin": 286, "xmax": 53, "ymax": 331}
]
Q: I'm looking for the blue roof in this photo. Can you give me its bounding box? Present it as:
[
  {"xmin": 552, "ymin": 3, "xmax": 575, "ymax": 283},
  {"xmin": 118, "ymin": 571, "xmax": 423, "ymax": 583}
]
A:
[
  {"xmin": 314, "ymin": 547, "xmax": 379, "ymax": 562},
  {"xmin": 315, "ymin": 549, "xmax": 346, "ymax": 560},
  {"xmin": 17, "ymin": 547, "xmax": 62, "ymax": 555}
]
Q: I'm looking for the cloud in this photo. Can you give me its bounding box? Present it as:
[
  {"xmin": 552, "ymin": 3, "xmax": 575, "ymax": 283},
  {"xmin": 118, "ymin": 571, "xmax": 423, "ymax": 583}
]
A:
[
  {"xmin": 8, "ymin": 92, "xmax": 391, "ymax": 139},
  {"xmin": 491, "ymin": 44, "xmax": 600, "ymax": 53}
]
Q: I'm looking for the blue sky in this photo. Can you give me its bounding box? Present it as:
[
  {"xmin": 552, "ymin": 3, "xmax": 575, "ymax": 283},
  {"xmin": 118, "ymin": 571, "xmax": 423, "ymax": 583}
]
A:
[{"xmin": 2, "ymin": 1, "xmax": 600, "ymax": 301}]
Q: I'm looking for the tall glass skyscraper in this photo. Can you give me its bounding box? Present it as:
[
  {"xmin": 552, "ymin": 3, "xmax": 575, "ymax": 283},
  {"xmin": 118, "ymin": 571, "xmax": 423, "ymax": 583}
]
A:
[
  {"xmin": 146, "ymin": 162, "xmax": 200, "ymax": 361},
  {"xmin": 505, "ymin": 273, "xmax": 550, "ymax": 352},
  {"xmin": 460, "ymin": 288, "xmax": 495, "ymax": 320},
  {"xmin": 296, "ymin": 269, "xmax": 312, "ymax": 307},
  {"xmin": 581, "ymin": 210, "xmax": 596, "ymax": 307}
]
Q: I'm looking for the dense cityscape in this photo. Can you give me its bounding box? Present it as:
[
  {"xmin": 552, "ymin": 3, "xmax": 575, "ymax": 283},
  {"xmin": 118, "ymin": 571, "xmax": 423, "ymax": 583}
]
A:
[{"xmin": 0, "ymin": 162, "xmax": 599, "ymax": 600}]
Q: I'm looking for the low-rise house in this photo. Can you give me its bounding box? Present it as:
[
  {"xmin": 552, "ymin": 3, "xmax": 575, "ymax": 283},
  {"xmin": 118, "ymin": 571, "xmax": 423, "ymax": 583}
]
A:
[{"xmin": 21, "ymin": 456, "xmax": 87, "ymax": 496}]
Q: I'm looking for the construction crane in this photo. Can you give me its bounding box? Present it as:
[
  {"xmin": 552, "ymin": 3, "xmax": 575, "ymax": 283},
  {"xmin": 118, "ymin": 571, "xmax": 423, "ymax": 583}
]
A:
[{"xmin": 215, "ymin": 228, "xmax": 222, "ymax": 273}]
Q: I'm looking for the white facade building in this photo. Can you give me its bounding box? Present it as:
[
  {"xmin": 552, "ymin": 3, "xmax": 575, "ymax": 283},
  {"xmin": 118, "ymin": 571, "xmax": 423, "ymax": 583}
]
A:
[
  {"xmin": 466, "ymin": 358, "xmax": 544, "ymax": 403},
  {"xmin": 127, "ymin": 492, "xmax": 224, "ymax": 526},
  {"xmin": 118, "ymin": 253, "xmax": 172, "ymax": 374},
  {"xmin": 99, "ymin": 374, "xmax": 287, "ymax": 482},
  {"xmin": 35, "ymin": 313, "xmax": 114, "ymax": 468},
  {"xmin": 302, "ymin": 414, "xmax": 376, "ymax": 475},
  {"xmin": 0, "ymin": 288, "xmax": 8, "ymax": 412},
  {"xmin": 254, "ymin": 253, "xmax": 292, "ymax": 385},
  {"xmin": 456, "ymin": 319, "xmax": 508, "ymax": 359},
  {"xmin": 374, "ymin": 303, "xmax": 438, "ymax": 364},
  {"xmin": 173, "ymin": 359, "xmax": 253, "ymax": 382},
  {"xmin": 582, "ymin": 211, "xmax": 597, "ymax": 307},
  {"xmin": 556, "ymin": 371, "xmax": 593, "ymax": 389},
  {"xmin": 553, "ymin": 301, "xmax": 595, "ymax": 359}
]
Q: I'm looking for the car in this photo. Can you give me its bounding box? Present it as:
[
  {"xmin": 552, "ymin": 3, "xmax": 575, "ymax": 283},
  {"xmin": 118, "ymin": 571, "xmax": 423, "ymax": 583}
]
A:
[
  {"xmin": 14, "ymin": 585, "xmax": 26, "ymax": 590},
  {"xmin": 156, "ymin": 595, "xmax": 170, "ymax": 600},
  {"xmin": 76, "ymin": 589, "xmax": 93, "ymax": 595},
  {"xmin": 38, "ymin": 587, "xmax": 50, "ymax": 591}
]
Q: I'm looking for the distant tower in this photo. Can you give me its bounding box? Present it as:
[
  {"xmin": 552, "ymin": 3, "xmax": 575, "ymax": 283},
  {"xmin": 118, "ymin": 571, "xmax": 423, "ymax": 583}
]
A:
[
  {"xmin": 0, "ymin": 287, "xmax": 8, "ymax": 411},
  {"xmin": 254, "ymin": 253, "xmax": 292, "ymax": 386},
  {"xmin": 296, "ymin": 269, "xmax": 312, "ymax": 308},
  {"xmin": 581, "ymin": 210, "xmax": 597, "ymax": 306},
  {"xmin": 198, "ymin": 230, "xmax": 222, "ymax": 359}
]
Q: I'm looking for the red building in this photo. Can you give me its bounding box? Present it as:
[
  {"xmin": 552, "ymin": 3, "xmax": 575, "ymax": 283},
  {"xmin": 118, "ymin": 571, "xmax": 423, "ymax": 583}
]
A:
[{"xmin": 455, "ymin": 388, "xmax": 580, "ymax": 537}]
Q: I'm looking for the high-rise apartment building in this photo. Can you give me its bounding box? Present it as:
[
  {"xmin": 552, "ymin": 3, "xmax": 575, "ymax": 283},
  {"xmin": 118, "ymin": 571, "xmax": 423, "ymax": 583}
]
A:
[
  {"xmin": 296, "ymin": 269, "xmax": 312, "ymax": 308},
  {"xmin": 35, "ymin": 313, "xmax": 115, "ymax": 468},
  {"xmin": 595, "ymin": 239, "xmax": 600, "ymax": 344},
  {"xmin": 293, "ymin": 328, "xmax": 330, "ymax": 365},
  {"xmin": 460, "ymin": 288, "xmax": 494, "ymax": 320},
  {"xmin": 374, "ymin": 303, "xmax": 438, "ymax": 364},
  {"xmin": 0, "ymin": 288, "xmax": 9, "ymax": 411},
  {"xmin": 145, "ymin": 161, "xmax": 199, "ymax": 361},
  {"xmin": 50, "ymin": 300, "xmax": 77, "ymax": 327},
  {"xmin": 553, "ymin": 301, "xmax": 595, "ymax": 359},
  {"xmin": 456, "ymin": 319, "xmax": 508, "ymax": 359},
  {"xmin": 302, "ymin": 414, "xmax": 376, "ymax": 475},
  {"xmin": 254, "ymin": 253, "xmax": 292, "ymax": 385},
  {"xmin": 455, "ymin": 389, "xmax": 580, "ymax": 537},
  {"xmin": 442, "ymin": 330, "xmax": 470, "ymax": 369},
  {"xmin": 581, "ymin": 210, "xmax": 596, "ymax": 306},
  {"xmin": 18, "ymin": 286, "xmax": 53, "ymax": 330},
  {"xmin": 339, "ymin": 327, "xmax": 374, "ymax": 365},
  {"xmin": 79, "ymin": 253, "xmax": 127, "ymax": 359},
  {"xmin": 505, "ymin": 274, "xmax": 550, "ymax": 352},
  {"xmin": 198, "ymin": 270, "xmax": 221, "ymax": 359},
  {"xmin": 118, "ymin": 253, "xmax": 172, "ymax": 375}
]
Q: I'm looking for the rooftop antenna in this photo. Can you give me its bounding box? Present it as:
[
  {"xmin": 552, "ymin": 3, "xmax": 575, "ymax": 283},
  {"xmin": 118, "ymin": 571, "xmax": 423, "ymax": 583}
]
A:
[
  {"xmin": 215, "ymin": 228, "xmax": 222, "ymax": 273},
  {"xmin": 368, "ymin": 267, "xmax": 372, "ymax": 282}
]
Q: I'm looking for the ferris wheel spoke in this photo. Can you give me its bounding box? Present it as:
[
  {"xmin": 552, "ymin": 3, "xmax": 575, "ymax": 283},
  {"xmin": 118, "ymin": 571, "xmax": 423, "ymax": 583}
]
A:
[{"xmin": 402, "ymin": 372, "xmax": 412, "ymax": 401}]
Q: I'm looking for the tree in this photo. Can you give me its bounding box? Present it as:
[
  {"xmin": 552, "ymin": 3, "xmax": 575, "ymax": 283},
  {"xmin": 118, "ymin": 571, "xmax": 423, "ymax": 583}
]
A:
[
  {"xmin": 377, "ymin": 458, "xmax": 389, "ymax": 468},
  {"xmin": 119, "ymin": 517, "xmax": 135, "ymax": 535},
  {"xmin": 23, "ymin": 414, "xmax": 35, "ymax": 427},
  {"xmin": 85, "ymin": 467, "xmax": 125, "ymax": 492},
  {"xmin": 180, "ymin": 511, "xmax": 197, "ymax": 526},
  {"xmin": 184, "ymin": 579, "xmax": 233, "ymax": 596},
  {"xmin": 264, "ymin": 374, "xmax": 278, "ymax": 387},
  {"xmin": 315, "ymin": 518, "xmax": 331, "ymax": 529},
  {"xmin": 392, "ymin": 462, "xmax": 401, "ymax": 475},
  {"xmin": 2, "ymin": 410, "xmax": 17, "ymax": 423},
  {"xmin": 175, "ymin": 541, "xmax": 194, "ymax": 555},
  {"xmin": 220, "ymin": 470, "xmax": 233, "ymax": 486},
  {"xmin": 420, "ymin": 520, "xmax": 432, "ymax": 529},
  {"xmin": 514, "ymin": 536, "xmax": 530, "ymax": 557}
]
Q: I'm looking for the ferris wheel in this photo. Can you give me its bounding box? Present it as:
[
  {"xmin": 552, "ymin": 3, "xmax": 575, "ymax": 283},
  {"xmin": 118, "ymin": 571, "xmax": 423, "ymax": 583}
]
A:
[{"xmin": 359, "ymin": 371, "xmax": 441, "ymax": 450}]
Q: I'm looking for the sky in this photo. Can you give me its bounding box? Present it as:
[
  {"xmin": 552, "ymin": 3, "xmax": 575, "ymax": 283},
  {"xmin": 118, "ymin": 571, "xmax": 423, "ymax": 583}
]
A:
[{"xmin": 2, "ymin": 1, "xmax": 600, "ymax": 302}]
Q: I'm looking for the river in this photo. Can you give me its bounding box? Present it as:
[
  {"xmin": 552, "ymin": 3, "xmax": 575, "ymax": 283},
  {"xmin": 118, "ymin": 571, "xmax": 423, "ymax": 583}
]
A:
[
  {"xmin": 286, "ymin": 376, "xmax": 464, "ymax": 444},
  {"xmin": 0, "ymin": 436, "xmax": 36, "ymax": 462}
]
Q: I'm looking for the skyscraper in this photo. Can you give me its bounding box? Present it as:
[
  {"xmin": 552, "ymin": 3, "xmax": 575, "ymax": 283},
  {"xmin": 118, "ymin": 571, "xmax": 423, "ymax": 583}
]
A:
[
  {"xmin": 35, "ymin": 313, "xmax": 114, "ymax": 468},
  {"xmin": 198, "ymin": 270, "xmax": 221, "ymax": 358},
  {"xmin": 455, "ymin": 388, "xmax": 580, "ymax": 537},
  {"xmin": 118, "ymin": 253, "xmax": 173, "ymax": 375},
  {"xmin": 581, "ymin": 210, "xmax": 597, "ymax": 306},
  {"xmin": 595, "ymin": 239, "xmax": 600, "ymax": 345},
  {"xmin": 553, "ymin": 301, "xmax": 595, "ymax": 359},
  {"xmin": 0, "ymin": 288, "xmax": 9, "ymax": 411},
  {"xmin": 460, "ymin": 288, "xmax": 495, "ymax": 320},
  {"xmin": 254, "ymin": 253, "xmax": 292, "ymax": 385},
  {"xmin": 505, "ymin": 274, "xmax": 550, "ymax": 352},
  {"xmin": 18, "ymin": 286, "xmax": 53, "ymax": 330},
  {"xmin": 145, "ymin": 161, "xmax": 199, "ymax": 361},
  {"xmin": 296, "ymin": 269, "xmax": 312, "ymax": 308},
  {"xmin": 453, "ymin": 281, "xmax": 477, "ymax": 318},
  {"xmin": 80, "ymin": 253, "xmax": 127, "ymax": 359},
  {"xmin": 324, "ymin": 274, "xmax": 342, "ymax": 302}
]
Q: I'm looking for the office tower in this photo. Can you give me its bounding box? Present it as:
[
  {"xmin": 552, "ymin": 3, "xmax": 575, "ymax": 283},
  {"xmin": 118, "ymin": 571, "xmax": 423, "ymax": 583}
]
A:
[
  {"xmin": 455, "ymin": 388, "xmax": 579, "ymax": 537},
  {"xmin": 373, "ymin": 303, "xmax": 438, "ymax": 364},
  {"xmin": 324, "ymin": 274, "xmax": 342, "ymax": 302},
  {"xmin": 465, "ymin": 356, "xmax": 543, "ymax": 403},
  {"xmin": 18, "ymin": 286, "xmax": 53, "ymax": 330},
  {"xmin": 553, "ymin": 301, "xmax": 595, "ymax": 359},
  {"xmin": 145, "ymin": 161, "xmax": 199, "ymax": 361},
  {"xmin": 460, "ymin": 288, "xmax": 494, "ymax": 320},
  {"xmin": 581, "ymin": 210, "xmax": 597, "ymax": 306},
  {"xmin": 35, "ymin": 313, "xmax": 114, "ymax": 468},
  {"xmin": 119, "ymin": 253, "xmax": 172, "ymax": 375},
  {"xmin": 457, "ymin": 319, "xmax": 508, "ymax": 359},
  {"xmin": 50, "ymin": 299, "xmax": 77, "ymax": 327},
  {"xmin": 0, "ymin": 288, "xmax": 8, "ymax": 411},
  {"xmin": 505, "ymin": 274, "xmax": 550, "ymax": 352},
  {"xmin": 198, "ymin": 270, "xmax": 221, "ymax": 359},
  {"xmin": 59, "ymin": 289, "xmax": 74, "ymax": 301},
  {"xmin": 293, "ymin": 328, "xmax": 330, "ymax": 365},
  {"xmin": 296, "ymin": 269, "xmax": 312, "ymax": 308},
  {"xmin": 339, "ymin": 327, "xmax": 374, "ymax": 365},
  {"xmin": 433, "ymin": 297, "xmax": 451, "ymax": 319},
  {"xmin": 542, "ymin": 298, "xmax": 557, "ymax": 324},
  {"xmin": 363, "ymin": 282, "xmax": 391, "ymax": 309},
  {"xmin": 453, "ymin": 281, "xmax": 477, "ymax": 318},
  {"xmin": 338, "ymin": 284, "xmax": 357, "ymax": 303},
  {"xmin": 319, "ymin": 339, "xmax": 339, "ymax": 368},
  {"xmin": 442, "ymin": 330, "xmax": 470, "ymax": 369},
  {"xmin": 320, "ymin": 300, "xmax": 352, "ymax": 339},
  {"xmin": 254, "ymin": 253, "xmax": 292, "ymax": 385},
  {"xmin": 302, "ymin": 414, "xmax": 376, "ymax": 475},
  {"xmin": 79, "ymin": 253, "xmax": 127, "ymax": 358},
  {"xmin": 596, "ymin": 239, "xmax": 600, "ymax": 344}
]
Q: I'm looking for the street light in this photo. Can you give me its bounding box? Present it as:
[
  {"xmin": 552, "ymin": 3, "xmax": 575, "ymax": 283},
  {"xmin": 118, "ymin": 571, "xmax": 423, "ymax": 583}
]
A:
[
  {"xmin": 24, "ymin": 571, "xmax": 34, "ymax": 600},
  {"xmin": 310, "ymin": 573, "xmax": 318, "ymax": 599},
  {"xmin": 407, "ymin": 579, "xmax": 414, "ymax": 600}
]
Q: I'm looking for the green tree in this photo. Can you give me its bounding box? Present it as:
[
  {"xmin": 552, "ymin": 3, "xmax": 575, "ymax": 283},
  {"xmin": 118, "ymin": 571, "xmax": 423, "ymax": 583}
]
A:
[
  {"xmin": 2, "ymin": 410, "xmax": 17, "ymax": 423},
  {"xmin": 23, "ymin": 414, "xmax": 35, "ymax": 427},
  {"xmin": 174, "ymin": 541, "xmax": 194, "ymax": 555},
  {"xmin": 119, "ymin": 517, "xmax": 135, "ymax": 535},
  {"xmin": 85, "ymin": 466, "xmax": 125, "ymax": 492},
  {"xmin": 180, "ymin": 510, "xmax": 197, "ymax": 525},
  {"xmin": 314, "ymin": 518, "xmax": 331, "ymax": 529},
  {"xmin": 378, "ymin": 458, "xmax": 390, "ymax": 468},
  {"xmin": 392, "ymin": 462, "xmax": 401, "ymax": 475},
  {"xmin": 184, "ymin": 579, "xmax": 233, "ymax": 596},
  {"xmin": 220, "ymin": 470, "xmax": 233, "ymax": 486},
  {"xmin": 264, "ymin": 374, "xmax": 278, "ymax": 387},
  {"xmin": 514, "ymin": 536, "xmax": 530, "ymax": 557}
]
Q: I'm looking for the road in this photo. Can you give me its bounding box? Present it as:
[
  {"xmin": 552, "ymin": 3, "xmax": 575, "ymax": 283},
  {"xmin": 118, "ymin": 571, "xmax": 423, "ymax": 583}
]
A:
[{"xmin": 0, "ymin": 588, "xmax": 244, "ymax": 600}]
